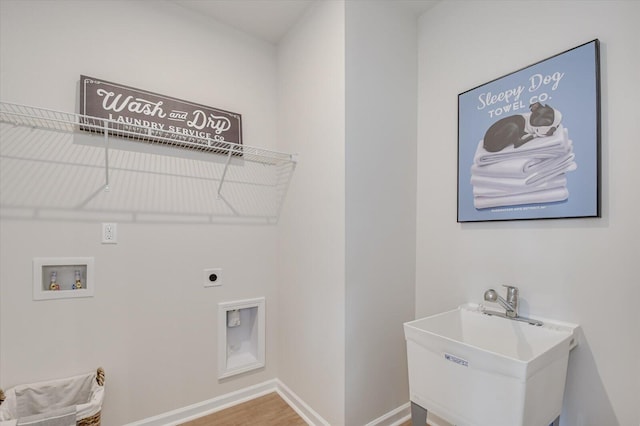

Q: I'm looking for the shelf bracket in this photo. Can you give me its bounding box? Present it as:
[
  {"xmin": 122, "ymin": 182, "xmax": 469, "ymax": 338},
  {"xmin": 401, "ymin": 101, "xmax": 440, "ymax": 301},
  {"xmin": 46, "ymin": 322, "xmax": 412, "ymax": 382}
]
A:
[
  {"xmin": 216, "ymin": 146, "xmax": 233, "ymax": 199},
  {"xmin": 103, "ymin": 121, "xmax": 111, "ymax": 191}
]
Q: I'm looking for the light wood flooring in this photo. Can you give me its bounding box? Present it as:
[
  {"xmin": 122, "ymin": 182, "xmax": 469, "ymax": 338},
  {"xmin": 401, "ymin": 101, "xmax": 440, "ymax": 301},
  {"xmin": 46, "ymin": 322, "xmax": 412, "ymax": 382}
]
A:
[
  {"xmin": 180, "ymin": 392, "xmax": 306, "ymax": 426},
  {"xmin": 179, "ymin": 392, "xmax": 419, "ymax": 425}
]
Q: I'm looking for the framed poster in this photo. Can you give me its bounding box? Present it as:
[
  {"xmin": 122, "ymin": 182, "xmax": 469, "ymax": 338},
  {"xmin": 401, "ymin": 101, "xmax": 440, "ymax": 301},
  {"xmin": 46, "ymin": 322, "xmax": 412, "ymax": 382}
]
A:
[{"xmin": 457, "ymin": 40, "xmax": 600, "ymax": 222}]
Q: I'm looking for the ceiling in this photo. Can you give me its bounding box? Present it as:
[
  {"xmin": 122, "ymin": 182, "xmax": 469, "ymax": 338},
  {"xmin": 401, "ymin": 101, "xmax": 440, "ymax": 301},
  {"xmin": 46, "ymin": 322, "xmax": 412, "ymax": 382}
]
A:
[
  {"xmin": 172, "ymin": 0, "xmax": 438, "ymax": 44},
  {"xmin": 172, "ymin": 0, "xmax": 315, "ymax": 44}
]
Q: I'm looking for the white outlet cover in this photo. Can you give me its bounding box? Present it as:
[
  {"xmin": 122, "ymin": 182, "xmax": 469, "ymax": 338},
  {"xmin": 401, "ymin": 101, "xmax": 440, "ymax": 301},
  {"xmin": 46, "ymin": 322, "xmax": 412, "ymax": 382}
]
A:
[
  {"xmin": 102, "ymin": 223, "xmax": 117, "ymax": 244},
  {"xmin": 204, "ymin": 268, "xmax": 222, "ymax": 287}
]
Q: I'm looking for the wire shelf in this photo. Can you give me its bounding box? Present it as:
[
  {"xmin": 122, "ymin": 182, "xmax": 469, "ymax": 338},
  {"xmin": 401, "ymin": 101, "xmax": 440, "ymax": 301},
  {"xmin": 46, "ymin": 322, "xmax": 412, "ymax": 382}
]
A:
[
  {"xmin": 0, "ymin": 101, "xmax": 297, "ymax": 223},
  {"xmin": 0, "ymin": 101, "xmax": 295, "ymax": 166}
]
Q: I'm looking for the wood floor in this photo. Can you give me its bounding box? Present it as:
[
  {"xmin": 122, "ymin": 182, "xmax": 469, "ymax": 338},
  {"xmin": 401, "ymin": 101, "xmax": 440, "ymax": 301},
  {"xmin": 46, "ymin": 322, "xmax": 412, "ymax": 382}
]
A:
[
  {"xmin": 180, "ymin": 392, "xmax": 306, "ymax": 426},
  {"xmin": 179, "ymin": 392, "xmax": 419, "ymax": 426}
]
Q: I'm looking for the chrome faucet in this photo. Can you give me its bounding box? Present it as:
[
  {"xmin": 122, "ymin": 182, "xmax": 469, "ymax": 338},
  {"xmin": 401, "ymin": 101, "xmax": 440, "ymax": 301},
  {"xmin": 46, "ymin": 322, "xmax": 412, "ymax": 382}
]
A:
[
  {"xmin": 484, "ymin": 285, "xmax": 518, "ymax": 317},
  {"xmin": 483, "ymin": 285, "xmax": 543, "ymax": 326}
]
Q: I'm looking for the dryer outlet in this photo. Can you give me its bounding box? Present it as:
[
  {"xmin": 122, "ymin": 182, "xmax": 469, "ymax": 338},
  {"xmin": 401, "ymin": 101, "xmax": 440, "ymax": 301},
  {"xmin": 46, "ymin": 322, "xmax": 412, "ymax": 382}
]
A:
[{"xmin": 204, "ymin": 268, "xmax": 222, "ymax": 287}]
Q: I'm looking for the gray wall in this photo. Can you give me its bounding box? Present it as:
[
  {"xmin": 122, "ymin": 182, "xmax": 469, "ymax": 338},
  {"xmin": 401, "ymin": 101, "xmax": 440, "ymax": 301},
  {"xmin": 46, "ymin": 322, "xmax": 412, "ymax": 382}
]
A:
[
  {"xmin": 277, "ymin": 1, "xmax": 347, "ymax": 424},
  {"xmin": 345, "ymin": 1, "xmax": 417, "ymax": 425}
]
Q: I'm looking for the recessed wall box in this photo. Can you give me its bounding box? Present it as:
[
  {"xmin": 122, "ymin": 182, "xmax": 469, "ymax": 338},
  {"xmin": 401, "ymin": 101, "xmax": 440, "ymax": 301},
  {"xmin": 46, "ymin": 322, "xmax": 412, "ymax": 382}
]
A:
[
  {"xmin": 33, "ymin": 257, "xmax": 95, "ymax": 300},
  {"xmin": 218, "ymin": 297, "xmax": 265, "ymax": 379}
]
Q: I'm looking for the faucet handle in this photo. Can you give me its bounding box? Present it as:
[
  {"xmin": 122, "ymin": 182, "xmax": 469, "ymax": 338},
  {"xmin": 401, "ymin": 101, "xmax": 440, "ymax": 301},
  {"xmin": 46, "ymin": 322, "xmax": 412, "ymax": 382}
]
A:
[{"xmin": 502, "ymin": 285, "xmax": 519, "ymax": 305}]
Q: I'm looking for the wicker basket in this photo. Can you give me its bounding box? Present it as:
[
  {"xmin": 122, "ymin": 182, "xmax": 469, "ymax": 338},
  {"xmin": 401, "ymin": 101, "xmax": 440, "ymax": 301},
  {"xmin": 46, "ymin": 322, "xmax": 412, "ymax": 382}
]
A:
[
  {"xmin": 77, "ymin": 411, "xmax": 101, "ymax": 426},
  {"xmin": 0, "ymin": 367, "xmax": 104, "ymax": 426}
]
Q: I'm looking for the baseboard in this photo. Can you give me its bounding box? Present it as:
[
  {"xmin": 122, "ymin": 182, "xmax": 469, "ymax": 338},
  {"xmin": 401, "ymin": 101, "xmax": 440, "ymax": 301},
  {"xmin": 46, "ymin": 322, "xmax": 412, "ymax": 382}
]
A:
[
  {"xmin": 363, "ymin": 402, "xmax": 451, "ymax": 426},
  {"xmin": 364, "ymin": 402, "xmax": 411, "ymax": 426},
  {"xmin": 123, "ymin": 379, "xmax": 279, "ymax": 426},
  {"xmin": 275, "ymin": 380, "xmax": 330, "ymax": 426},
  {"xmin": 123, "ymin": 378, "xmax": 447, "ymax": 426},
  {"xmin": 122, "ymin": 378, "xmax": 331, "ymax": 426},
  {"xmin": 428, "ymin": 411, "xmax": 453, "ymax": 426}
]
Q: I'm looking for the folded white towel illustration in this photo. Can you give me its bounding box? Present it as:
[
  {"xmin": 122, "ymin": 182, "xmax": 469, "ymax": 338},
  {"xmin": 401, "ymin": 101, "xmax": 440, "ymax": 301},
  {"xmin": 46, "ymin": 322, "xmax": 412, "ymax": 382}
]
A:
[
  {"xmin": 525, "ymin": 155, "xmax": 577, "ymax": 185},
  {"xmin": 474, "ymin": 186, "xmax": 569, "ymax": 209},
  {"xmin": 470, "ymin": 159, "xmax": 575, "ymax": 190},
  {"xmin": 473, "ymin": 175, "xmax": 567, "ymax": 197},
  {"xmin": 474, "ymin": 126, "xmax": 571, "ymax": 166},
  {"xmin": 471, "ymin": 149, "xmax": 575, "ymax": 179}
]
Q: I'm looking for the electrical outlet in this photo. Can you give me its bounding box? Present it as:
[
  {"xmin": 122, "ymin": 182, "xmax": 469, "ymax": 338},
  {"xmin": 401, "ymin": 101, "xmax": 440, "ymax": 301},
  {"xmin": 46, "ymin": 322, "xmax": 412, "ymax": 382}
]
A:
[
  {"xmin": 102, "ymin": 223, "xmax": 117, "ymax": 244},
  {"xmin": 204, "ymin": 268, "xmax": 222, "ymax": 287}
]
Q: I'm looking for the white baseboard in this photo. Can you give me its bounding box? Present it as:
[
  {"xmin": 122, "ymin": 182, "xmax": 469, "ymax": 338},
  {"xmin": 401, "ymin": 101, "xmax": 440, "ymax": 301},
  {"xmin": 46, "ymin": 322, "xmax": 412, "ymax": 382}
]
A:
[
  {"xmin": 364, "ymin": 402, "xmax": 411, "ymax": 426},
  {"xmin": 363, "ymin": 402, "xmax": 451, "ymax": 426},
  {"xmin": 122, "ymin": 379, "xmax": 449, "ymax": 426},
  {"xmin": 123, "ymin": 379, "xmax": 279, "ymax": 426},
  {"xmin": 122, "ymin": 378, "xmax": 330, "ymax": 426},
  {"xmin": 275, "ymin": 380, "xmax": 330, "ymax": 426},
  {"xmin": 428, "ymin": 412, "xmax": 453, "ymax": 426}
]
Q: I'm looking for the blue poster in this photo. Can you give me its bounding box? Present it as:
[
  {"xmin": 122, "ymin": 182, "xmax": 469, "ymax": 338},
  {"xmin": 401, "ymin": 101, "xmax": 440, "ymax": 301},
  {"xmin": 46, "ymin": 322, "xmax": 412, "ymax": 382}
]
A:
[{"xmin": 457, "ymin": 40, "xmax": 600, "ymax": 222}]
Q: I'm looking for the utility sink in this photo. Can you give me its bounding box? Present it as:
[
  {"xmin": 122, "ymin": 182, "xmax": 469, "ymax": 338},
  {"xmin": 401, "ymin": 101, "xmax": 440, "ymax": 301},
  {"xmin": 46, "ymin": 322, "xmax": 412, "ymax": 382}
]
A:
[{"xmin": 404, "ymin": 304, "xmax": 580, "ymax": 426}]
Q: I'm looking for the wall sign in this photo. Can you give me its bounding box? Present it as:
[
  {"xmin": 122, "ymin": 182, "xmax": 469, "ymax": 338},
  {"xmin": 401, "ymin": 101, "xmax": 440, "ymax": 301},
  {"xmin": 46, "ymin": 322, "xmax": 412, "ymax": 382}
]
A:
[
  {"xmin": 79, "ymin": 75, "xmax": 242, "ymax": 148},
  {"xmin": 457, "ymin": 40, "xmax": 600, "ymax": 222}
]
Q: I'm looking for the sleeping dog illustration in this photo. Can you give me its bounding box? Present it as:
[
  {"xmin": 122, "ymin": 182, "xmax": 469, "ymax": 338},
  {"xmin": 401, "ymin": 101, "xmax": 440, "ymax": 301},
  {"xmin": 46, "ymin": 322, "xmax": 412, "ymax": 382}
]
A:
[{"xmin": 483, "ymin": 102, "xmax": 562, "ymax": 152}]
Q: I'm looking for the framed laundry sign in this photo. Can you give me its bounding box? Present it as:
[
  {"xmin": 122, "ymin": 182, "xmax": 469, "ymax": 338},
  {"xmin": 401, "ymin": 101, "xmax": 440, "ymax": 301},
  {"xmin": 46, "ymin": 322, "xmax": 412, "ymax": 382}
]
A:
[
  {"xmin": 79, "ymin": 75, "xmax": 242, "ymax": 148},
  {"xmin": 457, "ymin": 40, "xmax": 600, "ymax": 222}
]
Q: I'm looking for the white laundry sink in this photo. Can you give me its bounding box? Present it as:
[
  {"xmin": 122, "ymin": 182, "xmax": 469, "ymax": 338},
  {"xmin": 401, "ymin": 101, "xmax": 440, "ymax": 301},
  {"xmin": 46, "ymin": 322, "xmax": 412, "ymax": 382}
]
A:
[{"xmin": 404, "ymin": 304, "xmax": 579, "ymax": 426}]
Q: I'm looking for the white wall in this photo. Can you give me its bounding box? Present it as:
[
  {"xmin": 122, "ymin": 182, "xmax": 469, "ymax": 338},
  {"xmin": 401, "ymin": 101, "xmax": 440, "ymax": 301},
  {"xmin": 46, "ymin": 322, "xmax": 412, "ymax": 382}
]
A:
[
  {"xmin": 276, "ymin": 1, "xmax": 346, "ymax": 425},
  {"xmin": 416, "ymin": 1, "xmax": 640, "ymax": 425},
  {"xmin": 0, "ymin": 1, "xmax": 281, "ymax": 424},
  {"xmin": 344, "ymin": 2, "xmax": 417, "ymax": 425}
]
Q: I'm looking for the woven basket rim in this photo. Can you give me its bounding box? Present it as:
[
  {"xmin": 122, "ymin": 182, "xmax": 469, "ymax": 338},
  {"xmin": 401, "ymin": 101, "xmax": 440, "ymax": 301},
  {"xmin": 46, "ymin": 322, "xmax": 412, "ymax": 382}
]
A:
[{"xmin": 77, "ymin": 410, "xmax": 101, "ymax": 426}]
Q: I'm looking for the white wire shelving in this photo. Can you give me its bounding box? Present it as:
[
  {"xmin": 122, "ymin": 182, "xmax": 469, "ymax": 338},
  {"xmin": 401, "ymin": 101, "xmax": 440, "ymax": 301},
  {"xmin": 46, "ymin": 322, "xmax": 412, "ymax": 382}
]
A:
[{"xmin": 0, "ymin": 101, "xmax": 297, "ymax": 222}]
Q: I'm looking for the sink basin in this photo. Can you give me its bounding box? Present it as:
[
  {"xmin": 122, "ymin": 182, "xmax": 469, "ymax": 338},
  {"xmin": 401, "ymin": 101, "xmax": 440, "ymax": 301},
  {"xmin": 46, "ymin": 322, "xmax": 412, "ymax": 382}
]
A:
[{"xmin": 404, "ymin": 304, "xmax": 579, "ymax": 426}]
